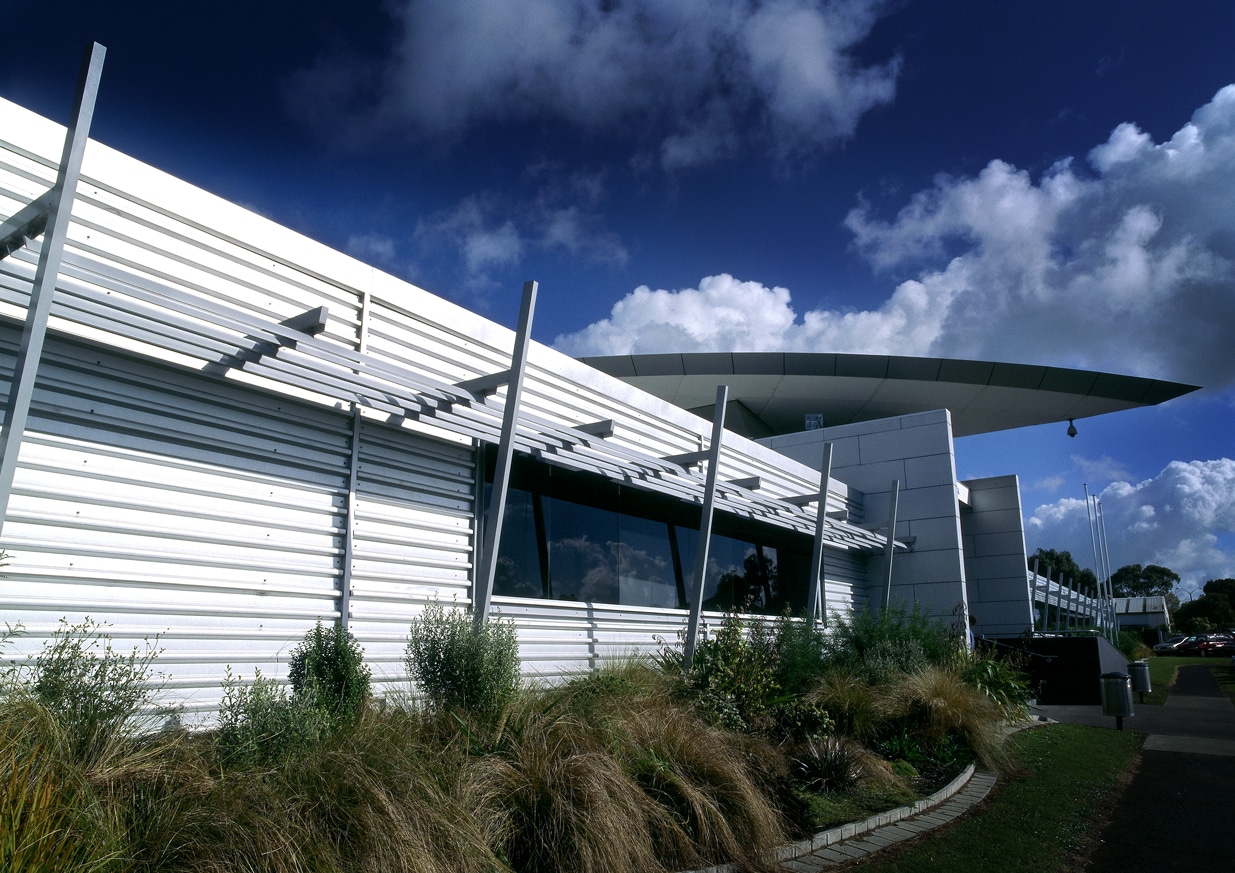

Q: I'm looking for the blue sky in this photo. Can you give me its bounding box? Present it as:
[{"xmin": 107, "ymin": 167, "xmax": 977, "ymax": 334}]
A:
[{"xmin": 3, "ymin": 0, "xmax": 1233, "ymax": 592}]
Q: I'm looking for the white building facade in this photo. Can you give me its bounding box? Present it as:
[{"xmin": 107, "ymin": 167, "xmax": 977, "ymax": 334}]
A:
[{"xmin": 0, "ymin": 96, "xmax": 895, "ymax": 716}]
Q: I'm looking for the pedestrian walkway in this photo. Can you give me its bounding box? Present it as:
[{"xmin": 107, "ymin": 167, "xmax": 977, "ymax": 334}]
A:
[{"xmin": 1047, "ymin": 664, "xmax": 1235, "ymax": 872}]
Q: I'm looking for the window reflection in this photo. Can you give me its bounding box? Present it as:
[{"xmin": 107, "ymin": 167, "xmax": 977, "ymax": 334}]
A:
[{"xmin": 486, "ymin": 460, "xmax": 808, "ymax": 614}]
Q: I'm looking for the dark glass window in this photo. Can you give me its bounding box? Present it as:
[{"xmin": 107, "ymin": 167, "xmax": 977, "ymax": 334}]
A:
[{"xmin": 484, "ymin": 453, "xmax": 808, "ymax": 613}]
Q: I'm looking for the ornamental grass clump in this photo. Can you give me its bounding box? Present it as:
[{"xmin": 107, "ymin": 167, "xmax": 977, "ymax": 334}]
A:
[
  {"xmin": 884, "ymin": 665, "xmax": 1012, "ymax": 772},
  {"xmin": 0, "ymin": 703, "xmax": 120, "ymax": 873},
  {"xmin": 471, "ymin": 669, "xmax": 788, "ymax": 873},
  {"xmin": 1, "ymin": 620, "xmax": 185, "ymax": 873}
]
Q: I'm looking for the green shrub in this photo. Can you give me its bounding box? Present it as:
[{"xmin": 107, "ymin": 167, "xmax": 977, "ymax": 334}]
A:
[
  {"xmin": 685, "ymin": 607, "xmax": 780, "ymax": 732},
  {"xmin": 287, "ymin": 621, "xmax": 371, "ymax": 725},
  {"xmin": 27, "ymin": 618, "xmax": 164, "ymax": 763},
  {"xmin": 771, "ymin": 613, "xmax": 829, "ymax": 696},
  {"xmin": 216, "ymin": 668, "xmax": 327, "ymax": 767},
  {"xmin": 962, "ymin": 653, "xmax": 1030, "ymax": 721},
  {"xmin": 405, "ymin": 601, "xmax": 521, "ymax": 721},
  {"xmin": 823, "ymin": 604, "xmax": 957, "ymax": 684},
  {"xmin": 1115, "ymin": 629, "xmax": 1153, "ymax": 660}
]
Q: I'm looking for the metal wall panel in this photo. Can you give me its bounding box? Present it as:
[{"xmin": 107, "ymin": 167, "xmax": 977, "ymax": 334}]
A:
[
  {"xmin": 0, "ymin": 95, "xmax": 882, "ymax": 714},
  {"xmin": 346, "ymin": 420, "xmax": 477, "ymax": 697},
  {"xmin": 0, "ymin": 329, "xmax": 352, "ymax": 717}
]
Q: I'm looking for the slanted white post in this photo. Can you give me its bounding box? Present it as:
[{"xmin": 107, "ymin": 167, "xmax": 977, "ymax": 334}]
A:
[
  {"xmin": 881, "ymin": 479, "xmax": 901, "ymax": 611},
  {"xmin": 1030, "ymin": 557, "xmax": 1041, "ymax": 632},
  {"xmin": 473, "ymin": 281, "xmax": 537, "ymax": 629},
  {"xmin": 682, "ymin": 385, "xmax": 728, "ymax": 672},
  {"xmin": 806, "ymin": 442, "xmax": 834, "ymax": 626},
  {"xmin": 0, "ymin": 43, "xmax": 105, "ymax": 540}
]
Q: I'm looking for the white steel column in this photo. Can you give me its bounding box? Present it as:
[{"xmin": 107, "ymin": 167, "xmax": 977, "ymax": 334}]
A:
[
  {"xmin": 806, "ymin": 442, "xmax": 833, "ymax": 626},
  {"xmin": 473, "ymin": 281, "xmax": 537, "ymax": 629},
  {"xmin": 0, "ymin": 43, "xmax": 105, "ymax": 540},
  {"xmin": 881, "ymin": 479, "xmax": 901, "ymax": 611},
  {"xmin": 683, "ymin": 385, "xmax": 728, "ymax": 672}
]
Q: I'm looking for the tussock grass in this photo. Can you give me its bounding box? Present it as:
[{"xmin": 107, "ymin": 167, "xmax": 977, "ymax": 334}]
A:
[
  {"xmin": 124, "ymin": 710, "xmax": 503, "ymax": 873},
  {"xmin": 808, "ymin": 670, "xmax": 889, "ymax": 741},
  {"xmin": 0, "ymin": 702, "xmax": 119, "ymax": 873},
  {"xmin": 468, "ymin": 662, "xmax": 788, "ymax": 873},
  {"xmin": 885, "ymin": 666, "xmax": 1012, "ymax": 771}
]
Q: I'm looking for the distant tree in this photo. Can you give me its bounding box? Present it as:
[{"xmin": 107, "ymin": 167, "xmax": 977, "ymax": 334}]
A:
[
  {"xmin": 1111, "ymin": 563, "xmax": 1180, "ymax": 598},
  {"xmin": 1203, "ymin": 578, "xmax": 1235, "ymax": 611},
  {"xmin": 1174, "ymin": 581, "xmax": 1235, "ymax": 634},
  {"xmin": 1029, "ymin": 548, "xmax": 1099, "ymax": 594}
]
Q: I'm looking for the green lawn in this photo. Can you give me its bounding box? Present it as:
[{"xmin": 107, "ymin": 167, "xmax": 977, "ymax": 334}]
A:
[{"xmin": 845, "ymin": 724, "xmax": 1139, "ymax": 873}]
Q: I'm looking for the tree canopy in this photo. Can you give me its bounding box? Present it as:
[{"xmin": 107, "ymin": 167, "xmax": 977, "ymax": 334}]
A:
[
  {"xmin": 1175, "ymin": 580, "xmax": 1235, "ymax": 633},
  {"xmin": 1111, "ymin": 563, "xmax": 1180, "ymax": 597}
]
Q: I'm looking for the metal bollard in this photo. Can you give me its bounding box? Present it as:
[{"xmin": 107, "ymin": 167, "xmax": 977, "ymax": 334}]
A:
[{"xmin": 1100, "ymin": 672, "xmax": 1133, "ymax": 730}]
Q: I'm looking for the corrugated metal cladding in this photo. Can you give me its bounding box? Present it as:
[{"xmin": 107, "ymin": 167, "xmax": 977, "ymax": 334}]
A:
[
  {"xmin": 824, "ymin": 549, "xmax": 869, "ymax": 618},
  {"xmin": 0, "ymin": 95, "xmax": 885, "ymax": 718},
  {"xmin": 347, "ymin": 419, "xmax": 477, "ymax": 696},
  {"xmin": 0, "ymin": 330, "xmax": 352, "ymax": 715}
]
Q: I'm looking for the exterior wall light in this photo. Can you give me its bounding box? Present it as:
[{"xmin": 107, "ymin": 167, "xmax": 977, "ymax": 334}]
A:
[{"xmin": 1067, "ymin": 419, "xmax": 1078, "ymax": 438}]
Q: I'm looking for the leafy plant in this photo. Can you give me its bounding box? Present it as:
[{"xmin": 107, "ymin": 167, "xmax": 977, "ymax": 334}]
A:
[
  {"xmin": 28, "ymin": 617, "xmax": 165, "ymax": 763},
  {"xmin": 962, "ymin": 653, "xmax": 1030, "ymax": 721},
  {"xmin": 683, "ymin": 607, "xmax": 780, "ymax": 732},
  {"xmin": 216, "ymin": 668, "xmax": 327, "ymax": 767},
  {"xmin": 287, "ymin": 620, "xmax": 371, "ymax": 725},
  {"xmin": 823, "ymin": 604, "xmax": 958, "ymax": 684},
  {"xmin": 405, "ymin": 600, "xmax": 521, "ymax": 721}
]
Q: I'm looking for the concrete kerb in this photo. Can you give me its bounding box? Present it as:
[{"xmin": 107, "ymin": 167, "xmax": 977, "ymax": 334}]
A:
[{"xmin": 681, "ymin": 762, "xmax": 980, "ymax": 873}]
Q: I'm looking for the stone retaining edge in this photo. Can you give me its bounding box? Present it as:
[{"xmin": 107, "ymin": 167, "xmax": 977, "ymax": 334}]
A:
[{"xmin": 683, "ymin": 762, "xmax": 977, "ymax": 873}]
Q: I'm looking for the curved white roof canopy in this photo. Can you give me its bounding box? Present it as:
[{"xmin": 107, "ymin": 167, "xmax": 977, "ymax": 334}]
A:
[{"xmin": 579, "ymin": 352, "xmax": 1200, "ymax": 439}]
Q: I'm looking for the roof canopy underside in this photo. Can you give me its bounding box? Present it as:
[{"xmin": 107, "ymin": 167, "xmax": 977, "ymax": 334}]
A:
[{"xmin": 580, "ymin": 352, "xmax": 1200, "ymax": 439}]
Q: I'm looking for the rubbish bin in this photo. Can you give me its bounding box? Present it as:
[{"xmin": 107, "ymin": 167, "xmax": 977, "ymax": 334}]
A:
[
  {"xmin": 1100, "ymin": 672, "xmax": 1133, "ymax": 730},
  {"xmin": 1129, "ymin": 660, "xmax": 1151, "ymax": 701}
]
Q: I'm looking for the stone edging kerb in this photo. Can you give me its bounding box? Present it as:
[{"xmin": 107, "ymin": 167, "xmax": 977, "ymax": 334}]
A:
[{"xmin": 682, "ymin": 762, "xmax": 978, "ymax": 873}]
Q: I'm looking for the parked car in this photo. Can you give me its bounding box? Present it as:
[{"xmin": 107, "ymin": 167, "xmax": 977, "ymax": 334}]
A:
[
  {"xmin": 1198, "ymin": 635, "xmax": 1235, "ymax": 657},
  {"xmin": 1174, "ymin": 633, "xmax": 1235, "ymax": 656},
  {"xmin": 1153, "ymin": 635, "xmax": 1188, "ymax": 654}
]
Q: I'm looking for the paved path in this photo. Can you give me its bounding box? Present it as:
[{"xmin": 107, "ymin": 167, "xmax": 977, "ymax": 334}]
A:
[{"xmin": 1048, "ymin": 665, "xmax": 1235, "ymax": 873}]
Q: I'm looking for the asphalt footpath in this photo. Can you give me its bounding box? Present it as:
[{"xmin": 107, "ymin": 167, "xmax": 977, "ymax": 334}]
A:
[{"xmin": 1031, "ymin": 664, "xmax": 1235, "ymax": 872}]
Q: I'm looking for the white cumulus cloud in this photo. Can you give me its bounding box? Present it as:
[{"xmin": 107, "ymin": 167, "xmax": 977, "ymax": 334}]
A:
[
  {"xmin": 1027, "ymin": 459, "xmax": 1235, "ymax": 590},
  {"xmin": 558, "ymin": 86, "xmax": 1235, "ymax": 391},
  {"xmin": 553, "ymin": 272, "xmax": 955, "ymax": 355}
]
